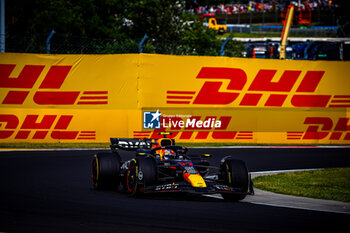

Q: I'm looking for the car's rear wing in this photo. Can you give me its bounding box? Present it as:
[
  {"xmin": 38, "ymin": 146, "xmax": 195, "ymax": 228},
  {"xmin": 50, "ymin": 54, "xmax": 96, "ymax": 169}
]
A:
[
  {"xmin": 110, "ymin": 138, "xmax": 154, "ymax": 151},
  {"xmin": 110, "ymin": 134, "xmax": 176, "ymax": 151}
]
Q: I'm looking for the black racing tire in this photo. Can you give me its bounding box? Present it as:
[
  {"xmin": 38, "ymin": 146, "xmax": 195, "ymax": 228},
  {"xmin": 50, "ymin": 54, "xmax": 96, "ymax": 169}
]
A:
[
  {"xmin": 220, "ymin": 158, "xmax": 249, "ymax": 201},
  {"xmin": 91, "ymin": 152, "xmax": 121, "ymax": 190},
  {"xmin": 126, "ymin": 157, "xmax": 157, "ymax": 196}
]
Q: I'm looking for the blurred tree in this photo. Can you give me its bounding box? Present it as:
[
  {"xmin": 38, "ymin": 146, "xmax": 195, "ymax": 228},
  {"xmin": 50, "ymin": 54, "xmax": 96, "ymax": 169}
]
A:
[
  {"xmin": 122, "ymin": 0, "xmax": 186, "ymax": 53},
  {"xmin": 5, "ymin": 0, "xmax": 245, "ymax": 56},
  {"xmin": 6, "ymin": 0, "xmax": 125, "ymax": 38},
  {"xmin": 181, "ymin": 13, "xmax": 221, "ymax": 55}
]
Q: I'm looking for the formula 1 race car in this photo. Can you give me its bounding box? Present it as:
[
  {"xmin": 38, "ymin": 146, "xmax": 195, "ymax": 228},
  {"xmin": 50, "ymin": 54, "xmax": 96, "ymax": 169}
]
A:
[{"xmin": 91, "ymin": 133, "xmax": 253, "ymax": 201}]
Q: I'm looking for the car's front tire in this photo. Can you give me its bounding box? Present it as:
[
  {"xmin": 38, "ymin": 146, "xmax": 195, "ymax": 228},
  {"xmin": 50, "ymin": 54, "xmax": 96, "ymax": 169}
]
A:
[
  {"xmin": 126, "ymin": 157, "xmax": 157, "ymax": 196},
  {"xmin": 220, "ymin": 158, "xmax": 249, "ymax": 201}
]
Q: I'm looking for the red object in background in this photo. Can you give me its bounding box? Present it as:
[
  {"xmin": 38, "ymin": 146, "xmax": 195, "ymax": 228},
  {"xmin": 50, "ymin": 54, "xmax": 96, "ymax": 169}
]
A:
[{"xmin": 281, "ymin": 5, "xmax": 311, "ymax": 24}]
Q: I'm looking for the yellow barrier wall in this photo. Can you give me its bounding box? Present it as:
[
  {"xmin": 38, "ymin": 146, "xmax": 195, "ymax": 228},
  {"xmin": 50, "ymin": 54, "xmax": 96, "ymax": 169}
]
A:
[{"xmin": 0, "ymin": 53, "xmax": 349, "ymax": 144}]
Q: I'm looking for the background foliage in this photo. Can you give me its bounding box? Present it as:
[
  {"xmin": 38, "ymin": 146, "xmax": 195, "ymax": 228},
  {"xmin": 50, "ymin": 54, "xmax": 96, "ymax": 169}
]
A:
[
  {"xmin": 5, "ymin": 0, "xmax": 349, "ymax": 54},
  {"xmin": 5, "ymin": 0, "xmax": 244, "ymax": 56}
]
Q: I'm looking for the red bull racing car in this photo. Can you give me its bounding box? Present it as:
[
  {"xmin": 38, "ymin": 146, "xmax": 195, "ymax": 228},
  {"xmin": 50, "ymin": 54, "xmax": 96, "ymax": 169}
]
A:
[{"xmin": 91, "ymin": 134, "xmax": 253, "ymax": 201}]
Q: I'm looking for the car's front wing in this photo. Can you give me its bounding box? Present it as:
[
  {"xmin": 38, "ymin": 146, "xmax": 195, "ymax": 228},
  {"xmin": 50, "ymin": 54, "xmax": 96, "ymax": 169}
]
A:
[{"xmin": 143, "ymin": 181, "xmax": 247, "ymax": 195}]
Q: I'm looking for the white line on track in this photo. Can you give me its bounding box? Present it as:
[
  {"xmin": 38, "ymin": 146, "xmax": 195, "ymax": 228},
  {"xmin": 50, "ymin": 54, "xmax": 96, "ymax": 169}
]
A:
[
  {"xmin": 243, "ymin": 200, "xmax": 350, "ymax": 215},
  {"xmin": 204, "ymin": 190, "xmax": 350, "ymax": 215},
  {"xmin": 204, "ymin": 168, "xmax": 350, "ymax": 215},
  {"xmin": 203, "ymin": 192, "xmax": 350, "ymax": 215},
  {"xmin": 250, "ymin": 168, "xmax": 324, "ymax": 175}
]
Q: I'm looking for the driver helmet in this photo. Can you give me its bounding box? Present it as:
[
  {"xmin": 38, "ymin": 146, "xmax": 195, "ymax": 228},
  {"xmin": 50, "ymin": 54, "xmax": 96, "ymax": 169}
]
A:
[{"xmin": 162, "ymin": 149, "xmax": 176, "ymax": 160}]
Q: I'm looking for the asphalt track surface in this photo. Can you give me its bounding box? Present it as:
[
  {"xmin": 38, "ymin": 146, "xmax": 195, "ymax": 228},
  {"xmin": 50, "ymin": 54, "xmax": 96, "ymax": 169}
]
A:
[{"xmin": 1, "ymin": 147, "xmax": 350, "ymax": 233}]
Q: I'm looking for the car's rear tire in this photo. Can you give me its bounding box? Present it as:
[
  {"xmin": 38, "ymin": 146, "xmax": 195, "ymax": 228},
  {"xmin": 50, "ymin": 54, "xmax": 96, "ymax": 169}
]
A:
[
  {"xmin": 91, "ymin": 152, "xmax": 121, "ymax": 190},
  {"xmin": 126, "ymin": 157, "xmax": 157, "ymax": 196},
  {"xmin": 220, "ymin": 158, "xmax": 249, "ymax": 201}
]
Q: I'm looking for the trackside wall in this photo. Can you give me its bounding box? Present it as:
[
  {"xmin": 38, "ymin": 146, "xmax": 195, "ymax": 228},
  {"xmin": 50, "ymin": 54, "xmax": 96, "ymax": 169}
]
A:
[{"xmin": 0, "ymin": 53, "xmax": 349, "ymax": 144}]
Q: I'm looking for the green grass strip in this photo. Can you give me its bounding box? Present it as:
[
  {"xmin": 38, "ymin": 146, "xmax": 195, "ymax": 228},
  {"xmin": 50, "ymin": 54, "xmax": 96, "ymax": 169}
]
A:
[{"xmin": 253, "ymin": 168, "xmax": 350, "ymax": 202}]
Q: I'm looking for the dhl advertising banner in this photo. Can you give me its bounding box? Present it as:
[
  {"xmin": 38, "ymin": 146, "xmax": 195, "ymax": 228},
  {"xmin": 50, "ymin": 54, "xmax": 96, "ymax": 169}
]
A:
[{"xmin": 0, "ymin": 53, "xmax": 349, "ymax": 144}]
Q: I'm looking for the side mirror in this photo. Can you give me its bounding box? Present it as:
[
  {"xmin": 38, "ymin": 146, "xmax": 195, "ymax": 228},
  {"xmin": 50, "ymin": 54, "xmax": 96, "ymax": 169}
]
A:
[{"xmin": 201, "ymin": 154, "xmax": 212, "ymax": 158}]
